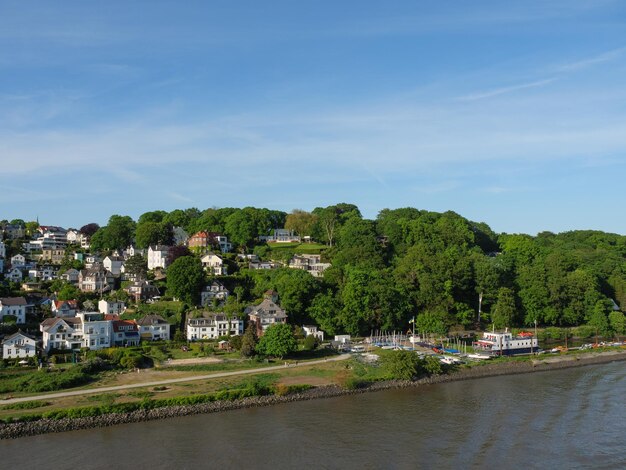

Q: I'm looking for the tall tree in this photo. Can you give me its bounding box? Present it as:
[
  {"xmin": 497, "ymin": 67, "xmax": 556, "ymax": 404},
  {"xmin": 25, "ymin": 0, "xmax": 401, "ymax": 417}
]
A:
[
  {"xmin": 166, "ymin": 256, "xmax": 204, "ymax": 305},
  {"xmin": 492, "ymin": 287, "xmax": 517, "ymax": 329},
  {"xmin": 240, "ymin": 324, "xmax": 258, "ymax": 357},
  {"xmin": 124, "ymin": 254, "xmax": 148, "ymax": 280},
  {"xmin": 79, "ymin": 223, "xmax": 100, "ymax": 238},
  {"xmin": 135, "ymin": 221, "xmax": 173, "ymax": 248},
  {"xmin": 285, "ymin": 209, "xmax": 318, "ymax": 237},
  {"xmin": 256, "ymin": 323, "xmax": 297, "ymax": 358}
]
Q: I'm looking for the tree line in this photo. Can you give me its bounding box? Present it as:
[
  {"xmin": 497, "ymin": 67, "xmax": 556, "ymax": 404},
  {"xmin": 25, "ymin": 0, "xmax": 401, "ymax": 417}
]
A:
[{"xmin": 4, "ymin": 205, "xmax": 626, "ymax": 338}]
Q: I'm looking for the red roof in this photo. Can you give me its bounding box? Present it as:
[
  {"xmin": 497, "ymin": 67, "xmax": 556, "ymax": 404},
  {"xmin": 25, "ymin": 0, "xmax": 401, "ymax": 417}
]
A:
[{"xmin": 112, "ymin": 319, "xmax": 138, "ymax": 333}]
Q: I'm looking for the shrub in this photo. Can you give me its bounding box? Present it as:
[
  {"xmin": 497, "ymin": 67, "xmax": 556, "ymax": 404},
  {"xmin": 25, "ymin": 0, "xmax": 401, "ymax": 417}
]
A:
[
  {"xmin": 0, "ymin": 400, "xmax": 51, "ymax": 411},
  {"xmin": 382, "ymin": 350, "xmax": 424, "ymax": 380},
  {"xmin": 303, "ymin": 335, "xmax": 318, "ymax": 351}
]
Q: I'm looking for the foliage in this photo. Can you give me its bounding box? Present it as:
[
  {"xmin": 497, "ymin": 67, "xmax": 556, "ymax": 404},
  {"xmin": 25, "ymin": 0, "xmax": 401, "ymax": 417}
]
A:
[
  {"xmin": 240, "ymin": 324, "xmax": 258, "ymax": 357},
  {"xmin": 57, "ymin": 283, "xmax": 80, "ymax": 301},
  {"xmin": 135, "ymin": 221, "xmax": 173, "ymax": 248},
  {"xmin": 166, "ymin": 256, "xmax": 204, "ymax": 305},
  {"xmin": 256, "ymin": 323, "xmax": 297, "ymax": 358},
  {"xmin": 90, "ymin": 215, "xmax": 136, "ymax": 251},
  {"xmin": 285, "ymin": 209, "xmax": 318, "ymax": 237},
  {"xmin": 124, "ymin": 254, "xmax": 148, "ymax": 280},
  {"xmin": 0, "ymin": 400, "xmax": 51, "ymax": 411},
  {"xmin": 303, "ymin": 334, "xmax": 318, "ymax": 351},
  {"xmin": 79, "ymin": 223, "xmax": 100, "ymax": 237},
  {"xmin": 382, "ymin": 350, "xmax": 425, "ymax": 380}
]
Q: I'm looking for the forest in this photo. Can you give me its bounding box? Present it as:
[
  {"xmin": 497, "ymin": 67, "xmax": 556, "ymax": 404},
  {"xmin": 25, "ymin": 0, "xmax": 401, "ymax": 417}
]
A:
[{"xmin": 3, "ymin": 204, "xmax": 626, "ymax": 338}]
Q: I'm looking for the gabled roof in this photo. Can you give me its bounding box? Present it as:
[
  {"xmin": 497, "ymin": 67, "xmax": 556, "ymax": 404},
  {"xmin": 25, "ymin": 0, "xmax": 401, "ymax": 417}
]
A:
[
  {"xmin": 0, "ymin": 297, "xmax": 27, "ymax": 306},
  {"xmin": 112, "ymin": 319, "xmax": 138, "ymax": 332},
  {"xmin": 41, "ymin": 317, "xmax": 81, "ymax": 331},
  {"xmin": 245, "ymin": 298, "xmax": 287, "ymax": 319},
  {"xmin": 136, "ymin": 314, "xmax": 168, "ymax": 326},
  {"xmin": 2, "ymin": 330, "xmax": 36, "ymax": 343},
  {"xmin": 54, "ymin": 300, "xmax": 78, "ymax": 310}
]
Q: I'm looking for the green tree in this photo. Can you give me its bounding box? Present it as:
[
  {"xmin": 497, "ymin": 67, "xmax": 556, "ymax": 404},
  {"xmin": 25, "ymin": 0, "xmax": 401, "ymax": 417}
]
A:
[
  {"xmin": 382, "ymin": 350, "xmax": 425, "ymax": 380},
  {"xmin": 224, "ymin": 209, "xmax": 258, "ymax": 249},
  {"xmin": 588, "ymin": 299, "xmax": 612, "ymax": 337},
  {"xmin": 24, "ymin": 221, "xmax": 40, "ymax": 237},
  {"xmin": 303, "ymin": 334, "xmax": 318, "ymax": 351},
  {"xmin": 135, "ymin": 221, "xmax": 173, "ymax": 248},
  {"xmin": 124, "ymin": 254, "xmax": 148, "ymax": 280},
  {"xmin": 138, "ymin": 210, "xmax": 167, "ymax": 224},
  {"xmin": 90, "ymin": 215, "xmax": 136, "ymax": 251},
  {"xmin": 415, "ymin": 310, "xmax": 448, "ymax": 336},
  {"xmin": 256, "ymin": 323, "xmax": 297, "ymax": 358},
  {"xmin": 492, "ymin": 287, "xmax": 517, "ymax": 329},
  {"xmin": 166, "ymin": 256, "xmax": 204, "ymax": 305},
  {"xmin": 58, "ymin": 283, "xmax": 80, "ymax": 301},
  {"xmin": 240, "ymin": 324, "xmax": 258, "ymax": 357},
  {"xmin": 608, "ymin": 311, "xmax": 625, "ymax": 337},
  {"xmin": 285, "ymin": 209, "xmax": 318, "ymax": 237},
  {"xmin": 308, "ymin": 290, "xmax": 341, "ymax": 335}
]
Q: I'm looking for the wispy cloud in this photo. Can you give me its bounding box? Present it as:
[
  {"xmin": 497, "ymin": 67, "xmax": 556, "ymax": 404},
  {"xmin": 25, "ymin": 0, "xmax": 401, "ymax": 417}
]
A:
[
  {"xmin": 555, "ymin": 46, "xmax": 626, "ymax": 72},
  {"xmin": 458, "ymin": 78, "xmax": 557, "ymax": 101},
  {"xmin": 168, "ymin": 192, "xmax": 195, "ymax": 204}
]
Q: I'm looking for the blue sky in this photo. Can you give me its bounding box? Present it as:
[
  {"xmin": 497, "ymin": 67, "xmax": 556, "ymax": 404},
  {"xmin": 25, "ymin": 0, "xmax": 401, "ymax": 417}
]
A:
[{"xmin": 1, "ymin": 0, "xmax": 626, "ymax": 235}]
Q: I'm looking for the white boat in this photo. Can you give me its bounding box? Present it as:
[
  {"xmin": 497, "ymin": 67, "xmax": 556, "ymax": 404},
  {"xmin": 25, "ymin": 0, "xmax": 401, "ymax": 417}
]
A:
[
  {"xmin": 472, "ymin": 329, "xmax": 538, "ymax": 356},
  {"xmin": 466, "ymin": 353, "xmax": 493, "ymax": 361}
]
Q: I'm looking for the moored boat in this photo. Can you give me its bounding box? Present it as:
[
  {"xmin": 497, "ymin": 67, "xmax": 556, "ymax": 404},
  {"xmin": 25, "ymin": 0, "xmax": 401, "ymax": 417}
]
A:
[{"xmin": 472, "ymin": 329, "xmax": 538, "ymax": 356}]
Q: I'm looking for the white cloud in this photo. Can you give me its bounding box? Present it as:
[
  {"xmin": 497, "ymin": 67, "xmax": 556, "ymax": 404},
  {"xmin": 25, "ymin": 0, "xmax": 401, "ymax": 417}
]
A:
[
  {"xmin": 555, "ymin": 47, "xmax": 626, "ymax": 72},
  {"xmin": 457, "ymin": 78, "xmax": 557, "ymax": 101}
]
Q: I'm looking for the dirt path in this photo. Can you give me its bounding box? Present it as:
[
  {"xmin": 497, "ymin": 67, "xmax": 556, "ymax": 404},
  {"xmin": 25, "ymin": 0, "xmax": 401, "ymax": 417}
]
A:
[{"xmin": 1, "ymin": 355, "xmax": 351, "ymax": 405}]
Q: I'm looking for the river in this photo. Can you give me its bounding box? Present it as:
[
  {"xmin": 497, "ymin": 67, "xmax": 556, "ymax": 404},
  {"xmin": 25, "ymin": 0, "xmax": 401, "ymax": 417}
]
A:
[{"xmin": 1, "ymin": 361, "xmax": 624, "ymax": 469}]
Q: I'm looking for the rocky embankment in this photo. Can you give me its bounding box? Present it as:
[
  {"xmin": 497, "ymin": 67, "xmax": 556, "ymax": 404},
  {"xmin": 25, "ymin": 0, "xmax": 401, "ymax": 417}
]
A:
[{"xmin": 2, "ymin": 350, "xmax": 625, "ymax": 440}]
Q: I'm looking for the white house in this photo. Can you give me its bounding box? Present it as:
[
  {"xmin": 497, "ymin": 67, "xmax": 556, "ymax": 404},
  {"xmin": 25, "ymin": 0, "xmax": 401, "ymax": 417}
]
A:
[
  {"xmin": 0, "ymin": 240, "xmax": 6, "ymax": 258},
  {"xmin": 66, "ymin": 228, "xmax": 80, "ymax": 244},
  {"xmin": 79, "ymin": 233, "xmax": 91, "ymax": 249},
  {"xmin": 200, "ymin": 281, "xmax": 230, "ymax": 306},
  {"xmin": 302, "ymin": 325, "xmax": 324, "ymax": 342},
  {"xmin": 2, "ymin": 331, "xmax": 37, "ymax": 359},
  {"xmin": 288, "ymin": 254, "xmax": 331, "ymax": 278},
  {"xmin": 259, "ymin": 229, "xmax": 301, "ymax": 243},
  {"xmin": 98, "ymin": 299, "xmax": 126, "ymax": 315},
  {"xmin": 103, "ymin": 255, "xmax": 124, "ymax": 276},
  {"xmin": 11, "ymin": 254, "xmax": 26, "ymax": 267},
  {"xmin": 51, "ymin": 300, "xmax": 79, "ymax": 317},
  {"xmin": 147, "ymin": 245, "xmax": 170, "ymax": 270},
  {"xmin": 136, "ymin": 314, "xmax": 170, "ymax": 341},
  {"xmin": 40, "ymin": 317, "xmax": 81, "ymax": 352},
  {"xmin": 28, "ymin": 266, "xmax": 58, "ymax": 281},
  {"xmin": 0, "ymin": 258, "xmax": 5, "ymax": 274},
  {"xmin": 40, "ymin": 312, "xmax": 116, "ymax": 352},
  {"xmin": 0, "ymin": 297, "xmax": 27, "ymax": 324},
  {"xmin": 201, "ymin": 252, "xmax": 227, "ymax": 276},
  {"xmin": 186, "ymin": 312, "xmax": 243, "ymax": 341},
  {"xmin": 77, "ymin": 312, "xmax": 113, "ymax": 350}
]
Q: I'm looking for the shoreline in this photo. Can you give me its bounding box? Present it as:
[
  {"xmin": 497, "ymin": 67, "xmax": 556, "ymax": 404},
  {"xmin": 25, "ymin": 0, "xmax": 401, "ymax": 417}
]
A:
[{"xmin": 2, "ymin": 350, "xmax": 625, "ymax": 440}]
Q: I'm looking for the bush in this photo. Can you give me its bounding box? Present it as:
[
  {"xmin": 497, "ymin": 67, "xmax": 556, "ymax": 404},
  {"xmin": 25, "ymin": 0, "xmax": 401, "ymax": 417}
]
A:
[
  {"xmin": 423, "ymin": 356, "xmax": 443, "ymax": 375},
  {"xmin": 343, "ymin": 377, "xmax": 371, "ymax": 390},
  {"xmin": 382, "ymin": 350, "xmax": 424, "ymax": 380},
  {"xmin": 303, "ymin": 335, "xmax": 318, "ymax": 351},
  {"xmin": 0, "ymin": 400, "xmax": 51, "ymax": 411}
]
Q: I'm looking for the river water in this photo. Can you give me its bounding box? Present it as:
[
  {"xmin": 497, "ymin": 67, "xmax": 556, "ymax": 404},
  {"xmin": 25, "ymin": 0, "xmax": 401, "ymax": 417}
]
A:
[{"xmin": 1, "ymin": 361, "xmax": 624, "ymax": 469}]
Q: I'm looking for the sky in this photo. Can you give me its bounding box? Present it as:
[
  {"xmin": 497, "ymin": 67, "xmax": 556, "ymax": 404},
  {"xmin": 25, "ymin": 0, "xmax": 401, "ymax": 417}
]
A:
[{"xmin": 1, "ymin": 0, "xmax": 626, "ymax": 235}]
